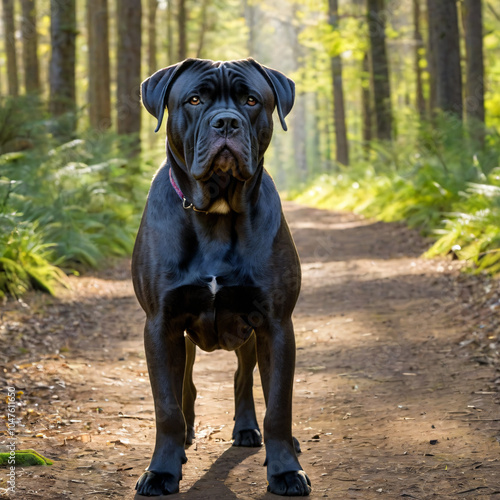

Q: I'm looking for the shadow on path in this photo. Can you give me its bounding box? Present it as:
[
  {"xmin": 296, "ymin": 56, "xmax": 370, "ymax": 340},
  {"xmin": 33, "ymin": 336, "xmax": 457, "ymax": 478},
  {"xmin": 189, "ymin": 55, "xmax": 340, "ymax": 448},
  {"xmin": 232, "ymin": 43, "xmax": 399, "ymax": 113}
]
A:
[{"xmin": 134, "ymin": 447, "xmax": 262, "ymax": 500}]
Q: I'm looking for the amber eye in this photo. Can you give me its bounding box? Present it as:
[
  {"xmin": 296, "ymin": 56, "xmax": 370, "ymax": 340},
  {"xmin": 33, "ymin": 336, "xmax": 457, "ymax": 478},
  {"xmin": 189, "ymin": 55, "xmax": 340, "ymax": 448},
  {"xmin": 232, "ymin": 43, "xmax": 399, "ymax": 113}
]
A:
[
  {"xmin": 247, "ymin": 96, "xmax": 257, "ymax": 106},
  {"xmin": 189, "ymin": 96, "xmax": 201, "ymax": 105}
]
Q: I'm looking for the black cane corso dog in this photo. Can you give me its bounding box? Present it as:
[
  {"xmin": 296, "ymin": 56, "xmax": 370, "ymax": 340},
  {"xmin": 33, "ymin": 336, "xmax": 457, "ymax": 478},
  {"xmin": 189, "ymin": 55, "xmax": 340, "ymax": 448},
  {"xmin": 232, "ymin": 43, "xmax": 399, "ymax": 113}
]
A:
[{"xmin": 132, "ymin": 58, "xmax": 311, "ymax": 496}]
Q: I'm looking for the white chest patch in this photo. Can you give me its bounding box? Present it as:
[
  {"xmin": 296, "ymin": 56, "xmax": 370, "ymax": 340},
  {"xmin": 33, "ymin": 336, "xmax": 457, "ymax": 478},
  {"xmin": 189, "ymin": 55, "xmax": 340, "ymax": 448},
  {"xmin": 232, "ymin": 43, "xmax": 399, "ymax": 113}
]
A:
[
  {"xmin": 208, "ymin": 276, "xmax": 220, "ymax": 295},
  {"xmin": 208, "ymin": 199, "xmax": 231, "ymax": 214}
]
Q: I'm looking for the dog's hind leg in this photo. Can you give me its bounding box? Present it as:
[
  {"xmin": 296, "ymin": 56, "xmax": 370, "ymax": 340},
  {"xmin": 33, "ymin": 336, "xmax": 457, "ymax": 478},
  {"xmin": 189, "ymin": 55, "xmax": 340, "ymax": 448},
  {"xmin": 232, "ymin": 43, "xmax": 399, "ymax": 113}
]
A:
[
  {"xmin": 182, "ymin": 336, "xmax": 197, "ymax": 446},
  {"xmin": 232, "ymin": 333, "xmax": 263, "ymax": 447}
]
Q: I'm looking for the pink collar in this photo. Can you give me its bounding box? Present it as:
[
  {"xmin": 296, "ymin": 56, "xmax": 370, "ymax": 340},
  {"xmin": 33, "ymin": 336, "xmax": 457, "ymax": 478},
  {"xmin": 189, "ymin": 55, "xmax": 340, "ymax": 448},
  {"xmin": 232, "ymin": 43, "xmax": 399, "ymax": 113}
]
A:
[
  {"xmin": 169, "ymin": 168, "xmax": 208, "ymax": 214},
  {"xmin": 169, "ymin": 167, "xmax": 184, "ymax": 201}
]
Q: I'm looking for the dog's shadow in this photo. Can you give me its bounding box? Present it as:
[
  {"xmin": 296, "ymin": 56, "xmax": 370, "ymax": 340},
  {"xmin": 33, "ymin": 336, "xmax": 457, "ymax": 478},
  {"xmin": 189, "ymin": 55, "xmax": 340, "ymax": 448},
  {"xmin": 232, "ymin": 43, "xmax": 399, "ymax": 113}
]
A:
[{"xmin": 134, "ymin": 445, "xmax": 264, "ymax": 499}]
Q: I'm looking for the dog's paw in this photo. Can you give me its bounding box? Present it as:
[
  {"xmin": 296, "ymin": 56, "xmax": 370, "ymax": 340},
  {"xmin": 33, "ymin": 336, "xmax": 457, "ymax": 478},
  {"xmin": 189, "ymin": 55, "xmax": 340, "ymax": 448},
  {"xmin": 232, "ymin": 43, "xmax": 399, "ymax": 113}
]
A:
[
  {"xmin": 135, "ymin": 470, "xmax": 180, "ymax": 496},
  {"xmin": 293, "ymin": 436, "xmax": 301, "ymax": 454},
  {"xmin": 267, "ymin": 470, "xmax": 311, "ymax": 496},
  {"xmin": 232, "ymin": 428, "xmax": 263, "ymax": 447},
  {"xmin": 185, "ymin": 426, "xmax": 195, "ymax": 447}
]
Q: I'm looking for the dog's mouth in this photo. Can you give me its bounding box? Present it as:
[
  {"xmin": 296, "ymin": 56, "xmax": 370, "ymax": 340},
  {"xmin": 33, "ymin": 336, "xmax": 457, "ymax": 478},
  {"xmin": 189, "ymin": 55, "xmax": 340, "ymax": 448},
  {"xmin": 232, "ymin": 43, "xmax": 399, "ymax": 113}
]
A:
[
  {"xmin": 191, "ymin": 134, "xmax": 254, "ymax": 183},
  {"xmin": 213, "ymin": 147, "xmax": 238, "ymax": 176},
  {"xmin": 189, "ymin": 137, "xmax": 256, "ymax": 213},
  {"xmin": 210, "ymin": 145, "xmax": 251, "ymax": 184}
]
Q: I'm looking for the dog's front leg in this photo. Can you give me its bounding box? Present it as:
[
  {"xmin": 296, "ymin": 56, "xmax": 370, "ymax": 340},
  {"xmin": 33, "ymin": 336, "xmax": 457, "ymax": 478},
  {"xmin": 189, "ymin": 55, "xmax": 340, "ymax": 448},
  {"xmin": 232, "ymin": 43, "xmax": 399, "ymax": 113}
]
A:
[
  {"xmin": 136, "ymin": 316, "xmax": 187, "ymax": 496},
  {"xmin": 256, "ymin": 319, "xmax": 311, "ymax": 496}
]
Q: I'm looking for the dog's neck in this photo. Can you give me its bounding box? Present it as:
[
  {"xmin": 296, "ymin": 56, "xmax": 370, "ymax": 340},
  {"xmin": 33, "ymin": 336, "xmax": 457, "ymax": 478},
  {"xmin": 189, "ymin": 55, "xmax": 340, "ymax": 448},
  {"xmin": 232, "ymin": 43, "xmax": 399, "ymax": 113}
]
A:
[{"xmin": 167, "ymin": 147, "xmax": 264, "ymax": 217}]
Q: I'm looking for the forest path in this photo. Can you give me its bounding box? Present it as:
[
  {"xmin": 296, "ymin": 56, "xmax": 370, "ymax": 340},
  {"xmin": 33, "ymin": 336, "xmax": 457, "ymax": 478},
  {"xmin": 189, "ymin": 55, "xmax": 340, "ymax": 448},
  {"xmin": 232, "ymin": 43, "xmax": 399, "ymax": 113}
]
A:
[{"xmin": 2, "ymin": 202, "xmax": 499, "ymax": 499}]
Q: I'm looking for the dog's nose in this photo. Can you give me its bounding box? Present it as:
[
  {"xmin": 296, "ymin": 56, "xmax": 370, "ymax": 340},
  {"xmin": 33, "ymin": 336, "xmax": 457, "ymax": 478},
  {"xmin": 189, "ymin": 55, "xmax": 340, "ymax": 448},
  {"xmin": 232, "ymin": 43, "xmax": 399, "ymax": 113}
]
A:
[{"xmin": 210, "ymin": 113, "xmax": 241, "ymax": 135}]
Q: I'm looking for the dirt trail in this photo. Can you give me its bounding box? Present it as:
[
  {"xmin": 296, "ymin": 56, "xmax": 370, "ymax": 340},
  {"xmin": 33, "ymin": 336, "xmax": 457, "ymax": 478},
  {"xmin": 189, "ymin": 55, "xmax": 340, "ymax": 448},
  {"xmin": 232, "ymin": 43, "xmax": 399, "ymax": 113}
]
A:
[{"xmin": 1, "ymin": 202, "xmax": 499, "ymax": 499}]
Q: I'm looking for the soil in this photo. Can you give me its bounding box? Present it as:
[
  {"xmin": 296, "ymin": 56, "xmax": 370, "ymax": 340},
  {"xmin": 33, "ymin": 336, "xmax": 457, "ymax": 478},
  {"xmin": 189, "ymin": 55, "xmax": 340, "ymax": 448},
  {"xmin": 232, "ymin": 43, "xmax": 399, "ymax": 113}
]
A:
[{"xmin": 0, "ymin": 202, "xmax": 499, "ymax": 500}]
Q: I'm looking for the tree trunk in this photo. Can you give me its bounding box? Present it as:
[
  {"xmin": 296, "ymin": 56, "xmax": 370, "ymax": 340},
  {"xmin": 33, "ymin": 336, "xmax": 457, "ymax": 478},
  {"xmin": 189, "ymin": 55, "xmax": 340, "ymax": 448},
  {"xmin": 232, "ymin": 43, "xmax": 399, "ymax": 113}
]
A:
[
  {"xmin": 425, "ymin": 0, "xmax": 439, "ymax": 117},
  {"xmin": 290, "ymin": 4, "xmax": 307, "ymax": 179},
  {"xmin": 426, "ymin": 0, "xmax": 437, "ymax": 116},
  {"xmin": 427, "ymin": 0, "xmax": 462, "ymax": 119},
  {"xmin": 87, "ymin": 0, "xmax": 111, "ymax": 130},
  {"xmin": 196, "ymin": 0, "xmax": 209, "ymax": 58},
  {"xmin": 2, "ymin": 0, "xmax": 18, "ymax": 96},
  {"xmin": 463, "ymin": 0, "xmax": 485, "ymax": 146},
  {"xmin": 116, "ymin": 0, "xmax": 142, "ymax": 137},
  {"xmin": 178, "ymin": 0, "xmax": 187, "ymax": 60},
  {"xmin": 324, "ymin": 97, "xmax": 334, "ymax": 170},
  {"xmin": 413, "ymin": 0, "xmax": 426, "ymax": 118},
  {"xmin": 328, "ymin": 0, "xmax": 349, "ymax": 166},
  {"xmin": 148, "ymin": 0, "xmax": 158, "ymax": 74},
  {"xmin": 49, "ymin": 0, "xmax": 76, "ymax": 123},
  {"xmin": 244, "ymin": 0, "xmax": 257, "ymax": 56},
  {"xmin": 367, "ymin": 0, "xmax": 392, "ymax": 141},
  {"xmin": 293, "ymin": 96, "xmax": 307, "ymax": 180},
  {"xmin": 21, "ymin": 0, "xmax": 40, "ymax": 94},
  {"xmin": 166, "ymin": 0, "xmax": 173, "ymax": 64},
  {"xmin": 361, "ymin": 52, "xmax": 372, "ymax": 154}
]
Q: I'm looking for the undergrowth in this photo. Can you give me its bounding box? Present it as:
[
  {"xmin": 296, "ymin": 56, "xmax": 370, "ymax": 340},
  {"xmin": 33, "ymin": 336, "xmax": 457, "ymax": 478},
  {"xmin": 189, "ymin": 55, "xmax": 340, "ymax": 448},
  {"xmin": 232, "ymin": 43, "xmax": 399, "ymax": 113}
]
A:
[
  {"xmin": 0, "ymin": 96, "xmax": 151, "ymax": 298},
  {"xmin": 294, "ymin": 116, "xmax": 500, "ymax": 274}
]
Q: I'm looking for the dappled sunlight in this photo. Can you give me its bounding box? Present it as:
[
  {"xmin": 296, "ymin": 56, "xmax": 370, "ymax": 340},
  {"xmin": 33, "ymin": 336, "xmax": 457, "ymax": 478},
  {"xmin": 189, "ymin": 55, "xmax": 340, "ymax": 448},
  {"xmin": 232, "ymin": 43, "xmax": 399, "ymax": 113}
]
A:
[
  {"xmin": 1, "ymin": 203, "xmax": 498, "ymax": 498},
  {"xmin": 1, "ymin": 0, "xmax": 499, "ymax": 496}
]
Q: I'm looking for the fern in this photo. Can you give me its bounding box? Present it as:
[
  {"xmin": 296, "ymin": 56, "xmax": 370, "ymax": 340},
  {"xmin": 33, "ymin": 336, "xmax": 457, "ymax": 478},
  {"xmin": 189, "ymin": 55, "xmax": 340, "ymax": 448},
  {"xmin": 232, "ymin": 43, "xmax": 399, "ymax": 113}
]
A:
[
  {"xmin": 294, "ymin": 115, "xmax": 500, "ymax": 274},
  {"xmin": 0, "ymin": 99, "xmax": 147, "ymax": 297}
]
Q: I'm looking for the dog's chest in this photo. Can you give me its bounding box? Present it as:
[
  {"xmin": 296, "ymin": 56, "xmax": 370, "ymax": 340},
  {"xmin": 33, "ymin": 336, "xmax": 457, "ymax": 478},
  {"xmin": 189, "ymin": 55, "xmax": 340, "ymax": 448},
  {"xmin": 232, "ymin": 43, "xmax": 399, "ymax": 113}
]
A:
[
  {"xmin": 147, "ymin": 196, "xmax": 280, "ymax": 352},
  {"xmin": 167, "ymin": 253, "xmax": 268, "ymax": 352},
  {"xmin": 207, "ymin": 275, "xmax": 219, "ymax": 294}
]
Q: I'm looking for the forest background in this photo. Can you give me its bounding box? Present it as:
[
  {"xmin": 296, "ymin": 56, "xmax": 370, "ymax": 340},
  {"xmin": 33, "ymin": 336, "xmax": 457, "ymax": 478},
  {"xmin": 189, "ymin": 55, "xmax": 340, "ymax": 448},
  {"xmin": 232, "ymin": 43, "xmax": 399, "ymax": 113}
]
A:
[{"xmin": 0, "ymin": 0, "xmax": 499, "ymax": 297}]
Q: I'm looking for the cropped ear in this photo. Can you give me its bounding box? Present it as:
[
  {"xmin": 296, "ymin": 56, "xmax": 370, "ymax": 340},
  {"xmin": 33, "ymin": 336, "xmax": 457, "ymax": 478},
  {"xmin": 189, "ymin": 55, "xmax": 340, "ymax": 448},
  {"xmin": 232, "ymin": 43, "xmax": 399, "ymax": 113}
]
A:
[
  {"xmin": 248, "ymin": 58, "xmax": 295, "ymax": 131},
  {"xmin": 141, "ymin": 59, "xmax": 197, "ymax": 133}
]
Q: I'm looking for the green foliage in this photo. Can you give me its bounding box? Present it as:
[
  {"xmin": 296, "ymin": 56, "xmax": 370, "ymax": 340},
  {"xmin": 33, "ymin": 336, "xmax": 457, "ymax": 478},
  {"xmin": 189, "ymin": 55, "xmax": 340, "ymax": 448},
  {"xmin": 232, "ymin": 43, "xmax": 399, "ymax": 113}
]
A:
[
  {"xmin": 0, "ymin": 97, "xmax": 148, "ymax": 298},
  {"xmin": 189, "ymin": 0, "xmax": 249, "ymax": 60},
  {"xmin": 0, "ymin": 213, "xmax": 66, "ymax": 298},
  {"xmin": 425, "ymin": 176, "xmax": 500, "ymax": 274},
  {"xmin": 0, "ymin": 95, "xmax": 44, "ymax": 151},
  {"xmin": 294, "ymin": 115, "xmax": 500, "ymax": 275}
]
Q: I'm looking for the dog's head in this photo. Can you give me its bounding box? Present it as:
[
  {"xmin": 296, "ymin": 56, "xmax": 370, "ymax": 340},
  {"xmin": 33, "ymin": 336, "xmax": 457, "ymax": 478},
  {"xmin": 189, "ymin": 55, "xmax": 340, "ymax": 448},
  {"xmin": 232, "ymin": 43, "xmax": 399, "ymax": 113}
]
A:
[{"xmin": 141, "ymin": 58, "xmax": 294, "ymax": 213}]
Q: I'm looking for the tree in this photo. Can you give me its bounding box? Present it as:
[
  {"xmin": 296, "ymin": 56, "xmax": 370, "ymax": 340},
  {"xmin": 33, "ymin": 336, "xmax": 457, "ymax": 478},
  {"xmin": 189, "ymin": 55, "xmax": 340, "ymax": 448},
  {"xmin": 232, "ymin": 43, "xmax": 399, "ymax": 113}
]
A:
[
  {"xmin": 367, "ymin": 0, "xmax": 392, "ymax": 141},
  {"xmin": 148, "ymin": 0, "xmax": 158, "ymax": 74},
  {"xmin": 463, "ymin": 0, "xmax": 485, "ymax": 146},
  {"xmin": 425, "ymin": 0, "xmax": 437, "ymax": 115},
  {"xmin": 427, "ymin": 0, "xmax": 462, "ymax": 118},
  {"xmin": 290, "ymin": 4, "xmax": 307, "ymax": 179},
  {"xmin": 87, "ymin": 0, "xmax": 111, "ymax": 130},
  {"xmin": 328, "ymin": 0, "xmax": 349, "ymax": 165},
  {"xmin": 244, "ymin": 0, "xmax": 257, "ymax": 56},
  {"xmin": 21, "ymin": 0, "xmax": 40, "ymax": 94},
  {"xmin": 413, "ymin": 0, "xmax": 425, "ymax": 118},
  {"xmin": 196, "ymin": 0, "xmax": 210, "ymax": 58},
  {"xmin": 178, "ymin": 0, "xmax": 187, "ymax": 60},
  {"xmin": 166, "ymin": 0, "xmax": 174, "ymax": 64},
  {"xmin": 116, "ymin": 0, "xmax": 142, "ymax": 137},
  {"xmin": 49, "ymin": 0, "xmax": 76, "ymax": 121},
  {"xmin": 361, "ymin": 52, "xmax": 372, "ymax": 153},
  {"xmin": 2, "ymin": 0, "xmax": 18, "ymax": 96}
]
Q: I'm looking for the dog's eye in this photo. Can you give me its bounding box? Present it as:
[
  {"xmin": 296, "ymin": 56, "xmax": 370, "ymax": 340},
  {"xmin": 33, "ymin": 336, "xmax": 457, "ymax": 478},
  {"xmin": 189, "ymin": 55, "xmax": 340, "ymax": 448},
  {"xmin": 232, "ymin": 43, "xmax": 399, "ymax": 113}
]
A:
[
  {"xmin": 189, "ymin": 96, "xmax": 201, "ymax": 106},
  {"xmin": 246, "ymin": 96, "xmax": 257, "ymax": 106}
]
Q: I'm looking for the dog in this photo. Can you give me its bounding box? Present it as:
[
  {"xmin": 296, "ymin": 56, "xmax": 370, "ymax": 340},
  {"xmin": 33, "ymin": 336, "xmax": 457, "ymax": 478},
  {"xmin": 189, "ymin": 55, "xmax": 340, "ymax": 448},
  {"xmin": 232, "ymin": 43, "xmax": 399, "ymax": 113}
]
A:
[{"xmin": 132, "ymin": 58, "xmax": 311, "ymax": 496}]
